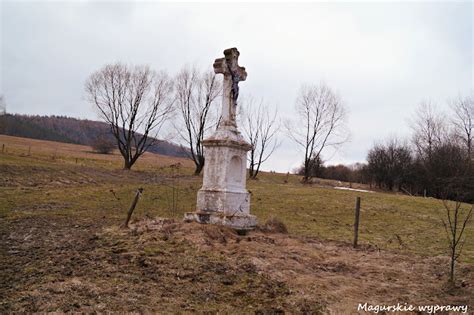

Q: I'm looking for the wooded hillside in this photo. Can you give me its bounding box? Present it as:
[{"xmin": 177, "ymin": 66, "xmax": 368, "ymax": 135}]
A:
[{"xmin": 0, "ymin": 114, "xmax": 188, "ymax": 158}]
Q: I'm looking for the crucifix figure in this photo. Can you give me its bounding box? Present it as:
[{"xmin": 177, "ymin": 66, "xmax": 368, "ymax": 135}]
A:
[{"xmin": 213, "ymin": 47, "xmax": 247, "ymax": 128}]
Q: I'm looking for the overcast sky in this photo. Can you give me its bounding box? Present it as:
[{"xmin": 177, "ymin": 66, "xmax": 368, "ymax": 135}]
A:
[{"xmin": 1, "ymin": 1, "xmax": 472, "ymax": 172}]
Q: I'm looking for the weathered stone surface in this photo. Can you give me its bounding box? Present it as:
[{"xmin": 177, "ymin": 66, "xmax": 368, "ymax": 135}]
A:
[
  {"xmin": 184, "ymin": 47, "xmax": 256, "ymax": 230},
  {"xmin": 212, "ymin": 48, "xmax": 247, "ymax": 128},
  {"xmin": 183, "ymin": 211, "xmax": 257, "ymax": 231}
]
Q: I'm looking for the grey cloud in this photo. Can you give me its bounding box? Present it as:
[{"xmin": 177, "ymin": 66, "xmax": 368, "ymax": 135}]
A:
[{"xmin": 1, "ymin": 1, "xmax": 472, "ymax": 171}]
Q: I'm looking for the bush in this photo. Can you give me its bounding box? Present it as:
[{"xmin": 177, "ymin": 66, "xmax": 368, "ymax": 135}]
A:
[{"xmin": 92, "ymin": 136, "xmax": 115, "ymax": 154}]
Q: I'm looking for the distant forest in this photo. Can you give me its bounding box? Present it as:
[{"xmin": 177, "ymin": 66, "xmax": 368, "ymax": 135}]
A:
[{"xmin": 0, "ymin": 114, "xmax": 188, "ymax": 158}]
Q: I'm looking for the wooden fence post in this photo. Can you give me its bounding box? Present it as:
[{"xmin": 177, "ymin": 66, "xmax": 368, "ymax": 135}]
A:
[
  {"xmin": 1, "ymin": 144, "xmax": 4, "ymax": 153},
  {"xmin": 123, "ymin": 188, "xmax": 144, "ymax": 228},
  {"xmin": 353, "ymin": 196, "xmax": 361, "ymax": 248}
]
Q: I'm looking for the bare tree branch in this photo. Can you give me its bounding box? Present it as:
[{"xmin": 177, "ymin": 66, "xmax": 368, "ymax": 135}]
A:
[
  {"xmin": 451, "ymin": 94, "xmax": 473, "ymax": 162},
  {"xmin": 241, "ymin": 96, "xmax": 281, "ymax": 179},
  {"xmin": 85, "ymin": 63, "xmax": 174, "ymax": 170},
  {"xmin": 174, "ymin": 66, "xmax": 221, "ymax": 175},
  {"xmin": 286, "ymin": 82, "xmax": 349, "ymax": 183},
  {"xmin": 441, "ymin": 198, "xmax": 473, "ymax": 284},
  {"xmin": 410, "ymin": 101, "xmax": 447, "ymax": 160}
]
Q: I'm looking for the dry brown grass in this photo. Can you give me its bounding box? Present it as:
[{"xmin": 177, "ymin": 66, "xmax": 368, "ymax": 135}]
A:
[
  {"xmin": 258, "ymin": 216, "xmax": 289, "ymax": 234},
  {"xmin": 0, "ymin": 135, "xmax": 193, "ymax": 170},
  {"xmin": 4, "ymin": 215, "xmax": 470, "ymax": 313},
  {"xmin": 117, "ymin": 219, "xmax": 474, "ymax": 312}
]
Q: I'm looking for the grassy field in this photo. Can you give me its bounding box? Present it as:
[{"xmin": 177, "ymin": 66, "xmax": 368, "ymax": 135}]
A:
[{"xmin": 1, "ymin": 135, "xmax": 472, "ymax": 313}]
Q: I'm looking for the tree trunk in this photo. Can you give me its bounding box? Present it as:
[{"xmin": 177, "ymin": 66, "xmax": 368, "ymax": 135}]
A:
[
  {"xmin": 450, "ymin": 246, "xmax": 455, "ymax": 283},
  {"xmin": 194, "ymin": 162, "xmax": 204, "ymax": 175},
  {"xmin": 253, "ymin": 162, "xmax": 263, "ymax": 180},
  {"xmin": 193, "ymin": 155, "xmax": 205, "ymax": 175},
  {"xmin": 249, "ymin": 164, "xmax": 258, "ymax": 179},
  {"xmin": 300, "ymin": 158, "xmax": 309, "ymax": 183},
  {"xmin": 303, "ymin": 160, "xmax": 311, "ymax": 183}
]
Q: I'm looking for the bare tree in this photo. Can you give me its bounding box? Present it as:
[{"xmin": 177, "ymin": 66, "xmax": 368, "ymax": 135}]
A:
[
  {"xmin": 241, "ymin": 97, "xmax": 280, "ymax": 179},
  {"xmin": 85, "ymin": 63, "xmax": 174, "ymax": 170},
  {"xmin": 367, "ymin": 137, "xmax": 413, "ymax": 191},
  {"xmin": 451, "ymin": 94, "xmax": 473, "ymax": 161},
  {"xmin": 286, "ymin": 82, "xmax": 348, "ymax": 183},
  {"xmin": 410, "ymin": 101, "xmax": 446, "ymax": 159},
  {"xmin": 174, "ymin": 66, "xmax": 221, "ymax": 175},
  {"xmin": 0, "ymin": 95, "xmax": 5, "ymax": 115},
  {"xmin": 0, "ymin": 95, "xmax": 5, "ymax": 134},
  {"xmin": 441, "ymin": 199, "xmax": 472, "ymax": 284}
]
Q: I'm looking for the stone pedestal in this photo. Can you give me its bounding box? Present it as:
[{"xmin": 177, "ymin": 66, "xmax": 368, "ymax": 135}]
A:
[{"xmin": 184, "ymin": 125, "xmax": 257, "ymax": 230}]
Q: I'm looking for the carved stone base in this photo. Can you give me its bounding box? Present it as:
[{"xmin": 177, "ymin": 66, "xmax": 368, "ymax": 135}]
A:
[
  {"xmin": 183, "ymin": 211, "xmax": 257, "ymax": 230},
  {"xmin": 197, "ymin": 189, "xmax": 250, "ymax": 215}
]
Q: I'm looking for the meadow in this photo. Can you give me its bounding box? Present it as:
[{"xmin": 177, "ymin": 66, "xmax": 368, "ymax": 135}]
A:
[{"xmin": 1, "ymin": 135, "xmax": 472, "ymax": 313}]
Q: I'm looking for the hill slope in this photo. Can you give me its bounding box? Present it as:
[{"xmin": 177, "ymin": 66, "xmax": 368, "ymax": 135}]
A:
[
  {"xmin": 0, "ymin": 114, "xmax": 188, "ymax": 158},
  {"xmin": 0, "ymin": 136, "xmax": 472, "ymax": 312}
]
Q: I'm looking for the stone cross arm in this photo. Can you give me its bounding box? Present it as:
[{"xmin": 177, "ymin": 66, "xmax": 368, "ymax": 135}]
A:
[{"xmin": 213, "ymin": 48, "xmax": 247, "ymax": 81}]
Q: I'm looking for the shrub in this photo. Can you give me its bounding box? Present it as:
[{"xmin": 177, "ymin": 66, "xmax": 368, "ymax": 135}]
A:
[{"xmin": 92, "ymin": 136, "xmax": 115, "ymax": 154}]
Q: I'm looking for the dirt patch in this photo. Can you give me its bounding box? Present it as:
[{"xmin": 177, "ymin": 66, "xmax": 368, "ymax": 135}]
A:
[
  {"xmin": 1, "ymin": 217, "xmax": 322, "ymax": 313},
  {"xmin": 1, "ymin": 216, "xmax": 472, "ymax": 313},
  {"xmin": 153, "ymin": 220, "xmax": 473, "ymax": 313}
]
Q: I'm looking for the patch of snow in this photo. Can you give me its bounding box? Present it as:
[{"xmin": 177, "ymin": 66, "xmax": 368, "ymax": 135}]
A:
[{"xmin": 334, "ymin": 187, "xmax": 374, "ymax": 193}]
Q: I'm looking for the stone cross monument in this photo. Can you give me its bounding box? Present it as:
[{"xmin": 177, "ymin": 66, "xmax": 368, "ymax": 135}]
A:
[{"xmin": 184, "ymin": 48, "xmax": 257, "ymax": 230}]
